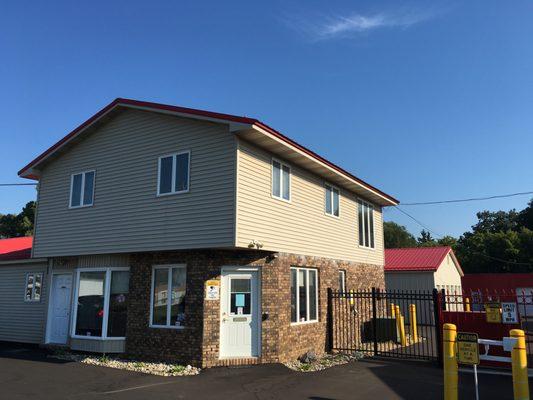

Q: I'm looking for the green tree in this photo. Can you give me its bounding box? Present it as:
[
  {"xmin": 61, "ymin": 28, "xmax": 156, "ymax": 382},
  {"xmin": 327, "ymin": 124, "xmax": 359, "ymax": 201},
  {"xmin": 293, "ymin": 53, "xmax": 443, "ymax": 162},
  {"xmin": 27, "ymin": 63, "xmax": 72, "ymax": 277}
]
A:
[
  {"xmin": 384, "ymin": 221, "xmax": 417, "ymax": 248},
  {"xmin": 417, "ymin": 229, "xmax": 438, "ymax": 247},
  {"xmin": 518, "ymin": 199, "xmax": 533, "ymax": 230},
  {"xmin": 0, "ymin": 201, "xmax": 36, "ymax": 238}
]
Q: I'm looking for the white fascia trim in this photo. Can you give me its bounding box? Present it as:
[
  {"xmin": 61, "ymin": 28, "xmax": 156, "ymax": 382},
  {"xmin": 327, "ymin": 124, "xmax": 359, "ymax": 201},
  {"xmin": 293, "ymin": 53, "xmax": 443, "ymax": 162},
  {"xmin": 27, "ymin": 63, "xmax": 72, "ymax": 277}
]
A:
[{"xmin": 251, "ymin": 124, "xmax": 398, "ymax": 206}]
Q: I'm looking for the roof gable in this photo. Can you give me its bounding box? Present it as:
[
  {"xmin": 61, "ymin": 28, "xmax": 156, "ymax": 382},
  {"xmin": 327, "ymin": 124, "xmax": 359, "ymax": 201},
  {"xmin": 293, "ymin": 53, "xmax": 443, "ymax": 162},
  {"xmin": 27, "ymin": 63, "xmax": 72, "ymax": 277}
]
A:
[
  {"xmin": 18, "ymin": 98, "xmax": 399, "ymax": 206},
  {"xmin": 385, "ymin": 246, "xmax": 462, "ymax": 274}
]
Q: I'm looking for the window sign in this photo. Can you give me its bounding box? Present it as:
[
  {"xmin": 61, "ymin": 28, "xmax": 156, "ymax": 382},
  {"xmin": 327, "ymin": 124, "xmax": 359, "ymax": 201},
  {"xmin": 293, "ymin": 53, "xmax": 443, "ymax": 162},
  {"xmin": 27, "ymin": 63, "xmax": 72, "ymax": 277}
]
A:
[
  {"xmin": 205, "ymin": 280, "xmax": 220, "ymax": 300},
  {"xmin": 502, "ymin": 302, "xmax": 519, "ymax": 324}
]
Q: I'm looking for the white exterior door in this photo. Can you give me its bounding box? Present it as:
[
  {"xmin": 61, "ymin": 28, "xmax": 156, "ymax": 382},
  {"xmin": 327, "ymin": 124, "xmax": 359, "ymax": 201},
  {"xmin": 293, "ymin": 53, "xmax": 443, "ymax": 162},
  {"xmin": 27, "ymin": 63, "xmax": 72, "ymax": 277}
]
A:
[
  {"xmin": 220, "ymin": 269, "xmax": 260, "ymax": 358},
  {"xmin": 49, "ymin": 273, "xmax": 72, "ymax": 344}
]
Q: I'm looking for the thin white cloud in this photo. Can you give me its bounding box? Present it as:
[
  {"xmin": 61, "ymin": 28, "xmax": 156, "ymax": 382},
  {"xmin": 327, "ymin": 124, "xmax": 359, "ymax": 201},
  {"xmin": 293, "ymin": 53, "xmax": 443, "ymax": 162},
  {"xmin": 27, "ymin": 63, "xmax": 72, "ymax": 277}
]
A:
[{"xmin": 285, "ymin": 7, "xmax": 440, "ymax": 40}]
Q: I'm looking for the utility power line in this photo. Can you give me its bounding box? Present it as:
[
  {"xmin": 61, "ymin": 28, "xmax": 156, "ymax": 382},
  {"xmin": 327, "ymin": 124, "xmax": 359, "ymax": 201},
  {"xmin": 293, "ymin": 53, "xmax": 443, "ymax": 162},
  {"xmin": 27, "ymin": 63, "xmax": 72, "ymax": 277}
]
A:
[{"xmin": 402, "ymin": 191, "xmax": 533, "ymax": 206}]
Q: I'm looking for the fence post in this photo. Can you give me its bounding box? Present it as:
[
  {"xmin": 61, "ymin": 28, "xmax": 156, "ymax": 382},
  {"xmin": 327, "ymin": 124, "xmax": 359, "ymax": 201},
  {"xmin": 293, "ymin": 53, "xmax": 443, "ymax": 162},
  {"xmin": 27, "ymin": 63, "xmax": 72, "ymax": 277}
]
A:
[
  {"xmin": 327, "ymin": 288, "xmax": 333, "ymax": 352},
  {"xmin": 371, "ymin": 287, "xmax": 378, "ymax": 356},
  {"xmin": 433, "ymin": 288, "xmax": 444, "ymax": 365},
  {"xmin": 441, "ymin": 288, "xmax": 447, "ymax": 311},
  {"xmin": 510, "ymin": 329, "xmax": 529, "ymax": 400}
]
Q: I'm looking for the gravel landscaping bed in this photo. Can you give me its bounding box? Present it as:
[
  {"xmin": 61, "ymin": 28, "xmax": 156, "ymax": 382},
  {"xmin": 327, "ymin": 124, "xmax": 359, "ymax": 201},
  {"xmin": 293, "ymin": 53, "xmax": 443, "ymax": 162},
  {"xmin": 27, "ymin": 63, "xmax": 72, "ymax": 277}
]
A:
[
  {"xmin": 284, "ymin": 351, "xmax": 364, "ymax": 372},
  {"xmin": 48, "ymin": 351, "xmax": 200, "ymax": 377}
]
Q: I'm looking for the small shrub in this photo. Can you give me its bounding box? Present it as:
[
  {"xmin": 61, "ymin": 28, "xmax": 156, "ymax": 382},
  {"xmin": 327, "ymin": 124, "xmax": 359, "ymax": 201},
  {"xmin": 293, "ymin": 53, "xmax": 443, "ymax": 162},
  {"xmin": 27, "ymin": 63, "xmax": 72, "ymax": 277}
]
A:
[
  {"xmin": 169, "ymin": 365, "xmax": 186, "ymax": 374},
  {"xmin": 133, "ymin": 362, "xmax": 146, "ymax": 369},
  {"xmin": 98, "ymin": 355, "xmax": 110, "ymax": 364}
]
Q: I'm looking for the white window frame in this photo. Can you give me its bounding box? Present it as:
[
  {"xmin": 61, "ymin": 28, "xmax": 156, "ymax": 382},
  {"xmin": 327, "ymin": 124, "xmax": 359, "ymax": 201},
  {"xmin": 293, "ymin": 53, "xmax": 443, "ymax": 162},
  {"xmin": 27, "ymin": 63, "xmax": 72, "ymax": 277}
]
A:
[
  {"xmin": 149, "ymin": 264, "xmax": 187, "ymax": 329},
  {"xmin": 156, "ymin": 150, "xmax": 191, "ymax": 196},
  {"xmin": 324, "ymin": 183, "xmax": 340, "ymax": 218},
  {"xmin": 339, "ymin": 270, "xmax": 346, "ymax": 292},
  {"xmin": 69, "ymin": 170, "xmax": 96, "ymax": 208},
  {"xmin": 290, "ymin": 267, "xmax": 319, "ymax": 325},
  {"xmin": 24, "ymin": 272, "xmax": 43, "ymax": 302},
  {"xmin": 271, "ymin": 158, "xmax": 291, "ymax": 202},
  {"xmin": 358, "ymin": 199, "xmax": 375, "ymax": 249},
  {"xmin": 70, "ymin": 267, "xmax": 130, "ymax": 341}
]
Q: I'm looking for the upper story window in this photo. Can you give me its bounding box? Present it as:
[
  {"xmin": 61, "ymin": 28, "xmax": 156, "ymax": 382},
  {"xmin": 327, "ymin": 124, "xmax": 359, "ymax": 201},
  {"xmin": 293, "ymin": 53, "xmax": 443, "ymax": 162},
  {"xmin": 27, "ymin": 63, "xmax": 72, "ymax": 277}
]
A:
[
  {"xmin": 272, "ymin": 159, "xmax": 290, "ymax": 201},
  {"xmin": 70, "ymin": 171, "xmax": 95, "ymax": 208},
  {"xmin": 157, "ymin": 151, "xmax": 190, "ymax": 196},
  {"xmin": 358, "ymin": 199, "xmax": 375, "ymax": 248},
  {"xmin": 24, "ymin": 273, "xmax": 43, "ymax": 302},
  {"xmin": 325, "ymin": 183, "xmax": 340, "ymax": 217}
]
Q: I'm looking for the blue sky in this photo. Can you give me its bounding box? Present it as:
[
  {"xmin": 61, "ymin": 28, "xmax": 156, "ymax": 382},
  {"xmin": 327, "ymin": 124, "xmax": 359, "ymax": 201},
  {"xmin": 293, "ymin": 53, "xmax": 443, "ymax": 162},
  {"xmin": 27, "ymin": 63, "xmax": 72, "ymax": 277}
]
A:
[{"xmin": 1, "ymin": 0, "xmax": 532, "ymax": 238}]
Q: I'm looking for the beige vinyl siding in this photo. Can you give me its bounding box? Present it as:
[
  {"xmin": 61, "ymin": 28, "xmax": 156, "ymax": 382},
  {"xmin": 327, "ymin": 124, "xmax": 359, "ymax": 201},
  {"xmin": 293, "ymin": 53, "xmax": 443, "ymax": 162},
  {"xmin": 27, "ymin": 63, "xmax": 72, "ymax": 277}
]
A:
[
  {"xmin": 236, "ymin": 139, "xmax": 385, "ymax": 264},
  {"xmin": 0, "ymin": 262, "xmax": 48, "ymax": 344},
  {"xmin": 33, "ymin": 109, "xmax": 236, "ymax": 257}
]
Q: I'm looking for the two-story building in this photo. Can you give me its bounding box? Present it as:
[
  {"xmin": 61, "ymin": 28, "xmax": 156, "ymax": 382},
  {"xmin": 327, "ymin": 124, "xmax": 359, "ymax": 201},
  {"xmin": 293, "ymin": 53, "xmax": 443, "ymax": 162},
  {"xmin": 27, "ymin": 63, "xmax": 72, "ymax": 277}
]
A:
[{"xmin": 17, "ymin": 98, "xmax": 398, "ymax": 367}]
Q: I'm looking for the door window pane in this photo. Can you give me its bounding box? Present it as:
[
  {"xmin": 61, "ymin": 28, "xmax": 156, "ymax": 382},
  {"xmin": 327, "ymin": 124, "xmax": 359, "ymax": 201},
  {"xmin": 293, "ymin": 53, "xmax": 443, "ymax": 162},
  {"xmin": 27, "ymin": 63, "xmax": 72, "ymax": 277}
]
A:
[
  {"xmin": 75, "ymin": 272, "xmax": 106, "ymax": 337},
  {"xmin": 107, "ymin": 271, "xmax": 129, "ymax": 337},
  {"xmin": 170, "ymin": 267, "xmax": 186, "ymax": 327},
  {"xmin": 230, "ymin": 278, "xmax": 251, "ymax": 315},
  {"xmin": 272, "ymin": 161, "xmax": 281, "ymax": 198},
  {"xmin": 71, "ymin": 174, "xmax": 82, "ymax": 207},
  {"xmin": 152, "ymin": 269, "xmax": 169, "ymax": 325},
  {"xmin": 83, "ymin": 171, "xmax": 95, "ymax": 205},
  {"xmin": 309, "ymin": 270, "xmax": 317, "ymax": 321},
  {"xmin": 175, "ymin": 152, "xmax": 189, "ymax": 192},
  {"xmin": 159, "ymin": 156, "xmax": 173, "ymax": 194}
]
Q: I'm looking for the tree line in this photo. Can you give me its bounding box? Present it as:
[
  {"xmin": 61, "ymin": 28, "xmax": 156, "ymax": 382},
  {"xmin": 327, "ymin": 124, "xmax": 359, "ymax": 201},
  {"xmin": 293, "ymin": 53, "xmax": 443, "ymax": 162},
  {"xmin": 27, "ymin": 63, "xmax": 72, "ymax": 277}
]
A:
[
  {"xmin": 384, "ymin": 198, "xmax": 533, "ymax": 274},
  {"xmin": 0, "ymin": 201, "xmax": 36, "ymax": 238}
]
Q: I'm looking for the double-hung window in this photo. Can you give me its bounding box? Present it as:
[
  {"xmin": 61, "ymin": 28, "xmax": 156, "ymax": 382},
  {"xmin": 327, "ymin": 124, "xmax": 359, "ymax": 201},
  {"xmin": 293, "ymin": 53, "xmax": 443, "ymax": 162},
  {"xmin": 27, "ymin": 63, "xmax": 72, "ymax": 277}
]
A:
[
  {"xmin": 290, "ymin": 267, "xmax": 318, "ymax": 323},
  {"xmin": 150, "ymin": 265, "xmax": 187, "ymax": 328},
  {"xmin": 358, "ymin": 199, "xmax": 375, "ymax": 248},
  {"xmin": 24, "ymin": 273, "xmax": 43, "ymax": 302},
  {"xmin": 272, "ymin": 159, "xmax": 291, "ymax": 201},
  {"xmin": 70, "ymin": 171, "xmax": 95, "ymax": 208},
  {"xmin": 325, "ymin": 183, "xmax": 340, "ymax": 217},
  {"xmin": 157, "ymin": 151, "xmax": 190, "ymax": 196},
  {"xmin": 72, "ymin": 268, "xmax": 130, "ymax": 339},
  {"xmin": 338, "ymin": 270, "xmax": 346, "ymax": 293}
]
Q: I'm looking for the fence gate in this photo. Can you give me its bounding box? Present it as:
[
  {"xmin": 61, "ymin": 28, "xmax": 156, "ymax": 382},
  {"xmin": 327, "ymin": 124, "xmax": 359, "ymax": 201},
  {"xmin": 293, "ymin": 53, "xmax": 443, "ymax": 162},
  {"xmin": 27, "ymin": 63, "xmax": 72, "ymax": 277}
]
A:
[{"xmin": 327, "ymin": 288, "xmax": 441, "ymax": 362}]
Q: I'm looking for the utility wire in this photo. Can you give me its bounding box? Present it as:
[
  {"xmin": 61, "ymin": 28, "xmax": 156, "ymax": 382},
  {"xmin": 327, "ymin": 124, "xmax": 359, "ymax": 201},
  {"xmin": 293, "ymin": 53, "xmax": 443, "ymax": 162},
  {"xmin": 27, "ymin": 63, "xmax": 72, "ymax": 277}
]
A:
[
  {"xmin": 402, "ymin": 191, "xmax": 533, "ymax": 206},
  {"xmin": 392, "ymin": 206, "xmax": 533, "ymax": 267},
  {"xmin": 0, "ymin": 183, "xmax": 37, "ymax": 186}
]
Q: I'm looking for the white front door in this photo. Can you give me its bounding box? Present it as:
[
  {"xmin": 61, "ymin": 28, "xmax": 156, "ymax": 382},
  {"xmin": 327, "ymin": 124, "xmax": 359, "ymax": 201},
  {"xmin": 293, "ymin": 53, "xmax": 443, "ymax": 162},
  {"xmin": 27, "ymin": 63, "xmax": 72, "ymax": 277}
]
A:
[
  {"xmin": 220, "ymin": 269, "xmax": 260, "ymax": 358},
  {"xmin": 49, "ymin": 273, "xmax": 72, "ymax": 344}
]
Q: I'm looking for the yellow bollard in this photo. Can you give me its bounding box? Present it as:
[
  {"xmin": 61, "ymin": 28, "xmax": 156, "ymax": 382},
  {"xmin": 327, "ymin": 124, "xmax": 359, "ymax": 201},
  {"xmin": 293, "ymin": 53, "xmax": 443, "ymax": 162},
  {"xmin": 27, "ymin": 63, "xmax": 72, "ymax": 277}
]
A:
[
  {"xmin": 510, "ymin": 329, "xmax": 530, "ymax": 400},
  {"xmin": 399, "ymin": 315, "xmax": 407, "ymax": 346},
  {"xmin": 443, "ymin": 323, "xmax": 458, "ymax": 400},
  {"xmin": 349, "ymin": 290, "xmax": 355, "ymax": 306},
  {"xmin": 465, "ymin": 297, "xmax": 471, "ymax": 312},
  {"xmin": 390, "ymin": 303, "xmax": 396, "ymax": 318},
  {"xmin": 409, "ymin": 304, "xmax": 418, "ymax": 342},
  {"xmin": 394, "ymin": 305, "xmax": 401, "ymax": 342}
]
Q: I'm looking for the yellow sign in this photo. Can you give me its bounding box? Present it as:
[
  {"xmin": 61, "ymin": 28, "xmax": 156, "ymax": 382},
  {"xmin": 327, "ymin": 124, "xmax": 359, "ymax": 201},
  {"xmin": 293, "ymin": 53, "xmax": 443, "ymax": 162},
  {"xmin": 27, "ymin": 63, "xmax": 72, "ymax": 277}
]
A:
[
  {"xmin": 485, "ymin": 302, "xmax": 502, "ymax": 323},
  {"xmin": 457, "ymin": 332, "xmax": 480, "ymax": 365},
  {"xmin": 205, "ymin": 280, "xmax": 220, "ymax": 300}
]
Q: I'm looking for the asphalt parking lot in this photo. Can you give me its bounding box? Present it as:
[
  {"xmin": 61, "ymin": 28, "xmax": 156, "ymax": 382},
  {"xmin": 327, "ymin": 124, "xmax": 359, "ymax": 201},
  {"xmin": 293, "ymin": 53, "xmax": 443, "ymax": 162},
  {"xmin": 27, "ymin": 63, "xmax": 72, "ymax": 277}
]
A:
[{"xmin": 0, "ymin": 343, "xmax": 520, "ymax": 399}]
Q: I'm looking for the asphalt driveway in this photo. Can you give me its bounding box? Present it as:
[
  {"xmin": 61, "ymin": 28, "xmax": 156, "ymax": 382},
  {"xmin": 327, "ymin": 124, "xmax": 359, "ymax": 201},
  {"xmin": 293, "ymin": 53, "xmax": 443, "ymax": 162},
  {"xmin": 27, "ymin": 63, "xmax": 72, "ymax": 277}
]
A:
[{"xmin": 0, "ymin": 343, "xmax": 519, "ymax": 399}]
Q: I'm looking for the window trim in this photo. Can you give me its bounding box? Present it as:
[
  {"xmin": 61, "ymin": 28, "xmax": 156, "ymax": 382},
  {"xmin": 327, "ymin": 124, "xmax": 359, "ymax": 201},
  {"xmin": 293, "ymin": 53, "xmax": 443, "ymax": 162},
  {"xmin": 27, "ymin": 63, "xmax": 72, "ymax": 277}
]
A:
[
  {"xmin": 339, "ymin": 270, "xmax": 346, "ymax": 293},
  {"xmin": 358, "ymin": 199, "xmax": 376, "ymax": 250},
  {"xmin": 69, "ymin": 170, "xmax": 96, "ymax": 209},
  {"xmin": 24, "ymin": 272, "xmax": 43, "ymax": 302},
  {"xmin": 149, "ymin": 264, "xmax": 187, "ymax": 329},
  {"xmin": 156, "ymin": 150, "xmax": 191, "ymax": 197},
  {"xmin": 271, "ymin": 158, "xmax": 291, "ymax": 203},
  {"xmin": 70, "ymin": 267, "xmax": 130, "ymax": 341},
  {"xmin": 324, "ymin": 182, "xmax": 341, "ymax": 218},
  {"xmin": 290, "ymin": 267, "xmax": 319, "ymax": 325}
]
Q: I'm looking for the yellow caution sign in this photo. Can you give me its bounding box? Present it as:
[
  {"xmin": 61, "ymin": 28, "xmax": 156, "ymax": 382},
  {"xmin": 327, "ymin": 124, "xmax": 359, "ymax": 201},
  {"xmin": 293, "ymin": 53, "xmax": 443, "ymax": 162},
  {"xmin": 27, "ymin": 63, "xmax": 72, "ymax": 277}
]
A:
[
  {"xmin": 485, "ymin": 302, "xmax": 502, "ymax": 323},
  {"xmin": 457, "ymin": 332, "xmax": 480, "ymax": 365}
]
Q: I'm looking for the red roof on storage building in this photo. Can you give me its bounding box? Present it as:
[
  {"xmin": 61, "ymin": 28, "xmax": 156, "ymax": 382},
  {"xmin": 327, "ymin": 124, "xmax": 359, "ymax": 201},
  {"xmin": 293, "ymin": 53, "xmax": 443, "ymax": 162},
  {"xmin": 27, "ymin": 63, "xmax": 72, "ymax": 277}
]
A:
[
  {"xmin": 0, "ymin": 237, "xmax": 33, "ymax": 261},
  {"xmin": 385, "ymin": 246, "xmax": 456, "ymax": 272}
]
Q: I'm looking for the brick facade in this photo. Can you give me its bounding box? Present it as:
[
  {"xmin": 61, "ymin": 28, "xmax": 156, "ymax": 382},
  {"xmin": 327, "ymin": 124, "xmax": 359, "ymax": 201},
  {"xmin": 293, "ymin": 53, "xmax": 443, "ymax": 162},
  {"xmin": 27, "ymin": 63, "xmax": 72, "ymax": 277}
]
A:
[{"xmin": 124, "ymin": 249, "xmax": 384, "ymax": 368}]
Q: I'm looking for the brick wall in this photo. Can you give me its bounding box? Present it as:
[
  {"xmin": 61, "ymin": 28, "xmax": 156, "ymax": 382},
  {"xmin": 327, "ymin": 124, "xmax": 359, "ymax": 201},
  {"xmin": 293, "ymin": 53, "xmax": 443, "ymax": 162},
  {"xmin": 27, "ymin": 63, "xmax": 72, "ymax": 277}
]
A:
[{"xmin": 125, "ymin": 249, "xmax": 384, "ymax": 367}]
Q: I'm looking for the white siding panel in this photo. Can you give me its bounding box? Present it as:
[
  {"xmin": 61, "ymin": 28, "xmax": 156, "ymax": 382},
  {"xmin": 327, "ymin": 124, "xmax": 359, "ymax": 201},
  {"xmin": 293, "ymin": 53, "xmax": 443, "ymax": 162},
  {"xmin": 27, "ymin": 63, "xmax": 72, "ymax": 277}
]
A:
[
  {"xmin": 236, "ymin": 140, "xmax": 384, "ymax": 264},
  {"xmin": 33, "ymin": 110, "xmax": 236, "ymax": 257},
  {"xmin": 0, "ymin": 262, "xmax": 48, "ymax": 343}
]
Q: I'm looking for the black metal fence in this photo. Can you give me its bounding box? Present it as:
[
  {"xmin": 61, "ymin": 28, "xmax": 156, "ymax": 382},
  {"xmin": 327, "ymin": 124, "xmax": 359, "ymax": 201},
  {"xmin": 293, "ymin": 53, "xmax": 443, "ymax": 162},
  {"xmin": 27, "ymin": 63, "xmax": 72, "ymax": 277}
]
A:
[{"xmin": 327, "ymin": 288, "xmax": 441, "ymax": 362}]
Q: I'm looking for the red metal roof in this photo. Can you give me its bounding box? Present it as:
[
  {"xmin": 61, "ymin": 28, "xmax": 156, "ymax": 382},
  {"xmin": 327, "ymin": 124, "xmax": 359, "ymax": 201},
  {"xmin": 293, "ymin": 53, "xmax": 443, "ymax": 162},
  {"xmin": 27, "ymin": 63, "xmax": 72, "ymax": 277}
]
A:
[
  {"xmin": 385, "ymin": 246, "xmax": 453, "ymax": 272},
  {"xmin": 17, "ymin": 98, "xmax": 399, "ymax": 205},
  {"xmin": 0, "ymin": 237, "xmax": 33, "ymax": 261}
]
